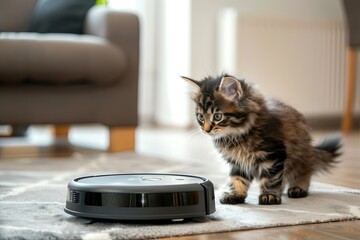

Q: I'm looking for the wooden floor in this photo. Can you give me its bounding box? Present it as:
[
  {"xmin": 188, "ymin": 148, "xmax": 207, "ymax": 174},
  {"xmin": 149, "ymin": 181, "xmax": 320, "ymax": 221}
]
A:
[
  {"xmin": 0, "ymin": 127, "xmax": 359, "ymax": 239},
  {"xmin": 161, "ymin": 221, "xmax": 360, "ymax": 240}
]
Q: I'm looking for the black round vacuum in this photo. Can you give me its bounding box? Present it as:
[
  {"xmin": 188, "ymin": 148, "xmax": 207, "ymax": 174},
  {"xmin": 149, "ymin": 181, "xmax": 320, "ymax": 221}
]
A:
[{"xmin": 64, "ymin": 173, "xmax": 216, "ymax": 220}]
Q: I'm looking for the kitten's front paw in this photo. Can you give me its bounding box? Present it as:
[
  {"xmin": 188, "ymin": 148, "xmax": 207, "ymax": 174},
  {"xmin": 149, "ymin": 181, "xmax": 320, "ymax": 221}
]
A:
[
  {"xmin": 259, "ymin": 194, "xmax": 281, "ymax": 205},
  {"xmin": 288, "ymin": 187, "xmax": 308, "ymax": 198},
  {"xmin": 220, "ymin": 192, "xmax": 246, "ymax": 204}
]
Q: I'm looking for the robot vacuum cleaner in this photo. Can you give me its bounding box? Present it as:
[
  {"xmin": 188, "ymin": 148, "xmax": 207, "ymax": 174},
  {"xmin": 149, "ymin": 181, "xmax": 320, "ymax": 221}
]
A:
[{"xmin": 64, "ymin": 173, "xmax": 216, "ymax": 220}]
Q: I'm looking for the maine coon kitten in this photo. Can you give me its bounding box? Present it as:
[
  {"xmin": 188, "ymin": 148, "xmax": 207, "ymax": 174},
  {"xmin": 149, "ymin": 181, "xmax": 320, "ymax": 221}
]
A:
[{"xmin": 183, "ymin": 74, "xmax": 341, "ymax": 205}]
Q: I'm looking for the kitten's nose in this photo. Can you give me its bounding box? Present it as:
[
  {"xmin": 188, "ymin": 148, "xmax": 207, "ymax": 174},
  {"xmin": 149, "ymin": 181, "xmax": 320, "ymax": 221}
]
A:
[{"xmin": 203, "ymin": 123, "xmax": 213, "ymax": 133}]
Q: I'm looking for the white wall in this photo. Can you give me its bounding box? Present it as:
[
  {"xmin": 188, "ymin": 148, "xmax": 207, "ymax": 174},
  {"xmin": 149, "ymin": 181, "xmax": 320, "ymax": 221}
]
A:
[
  {"xmin": 152, "ymin": 0, "xmax": 192, "ymax": 127},
  {"xmin": 110, "ymin": 0, "xmax": 192, "ymax": 127}
]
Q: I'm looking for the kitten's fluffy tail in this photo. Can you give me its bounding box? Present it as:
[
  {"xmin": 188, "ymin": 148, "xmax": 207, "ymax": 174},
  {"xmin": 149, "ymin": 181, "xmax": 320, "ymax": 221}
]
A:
[{"xmin": 313, "ymin": 134, "xmax": 342, "ymax": 173}]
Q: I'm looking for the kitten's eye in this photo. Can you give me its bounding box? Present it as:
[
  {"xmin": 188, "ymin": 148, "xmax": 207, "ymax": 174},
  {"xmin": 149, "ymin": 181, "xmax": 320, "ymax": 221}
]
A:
[
  {"xmin": 197, "ymin": 113, "xmax": 204, "ymax": 122},
  {"xmin": 213, "ymin": 113, "xmax": 223, "ymax": 121}
]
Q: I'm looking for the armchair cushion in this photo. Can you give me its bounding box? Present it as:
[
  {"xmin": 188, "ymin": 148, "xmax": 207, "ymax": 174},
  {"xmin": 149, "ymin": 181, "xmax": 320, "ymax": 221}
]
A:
[
  {"xmin": 0, "ymin": 32, "xmax": 127, "ymax": 85},
  {"xmin": 29, "ymin": 0, "xmax": 96, "ymax": 34}
]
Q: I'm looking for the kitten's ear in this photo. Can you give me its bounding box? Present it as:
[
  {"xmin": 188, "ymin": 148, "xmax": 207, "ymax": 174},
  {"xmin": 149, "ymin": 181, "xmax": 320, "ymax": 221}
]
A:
[
  {"xmin": 182, "ymin": 76, "xmax": 201, "ymax": 101},
  {"xmin": 181, "ymin": 76, "xmax": 201, "ymax": 92},
  {"xmin": 219, "ymin": 76, "xmax": 243, "ymax": 100}
]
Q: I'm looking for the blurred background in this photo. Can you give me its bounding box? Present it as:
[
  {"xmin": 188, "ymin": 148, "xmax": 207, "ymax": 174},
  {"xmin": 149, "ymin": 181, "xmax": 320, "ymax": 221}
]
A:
[
  {"xmin": 111, "ymin": 0, "xmax": 359, "ymax": 127},
  {"xmin": 0, "ymin": 0, "xmax": 359, "ymax": 154}
]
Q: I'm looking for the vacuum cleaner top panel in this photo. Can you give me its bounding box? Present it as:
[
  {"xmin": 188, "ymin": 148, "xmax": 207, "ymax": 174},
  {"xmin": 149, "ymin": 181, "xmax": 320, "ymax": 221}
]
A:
[
  {"xmin": 70, "ymin": 173, "xmax": 209, "ymax": 193},
  {"xmin": 76, "ymin": 173, "xmax": 205, "ymax": 186}
]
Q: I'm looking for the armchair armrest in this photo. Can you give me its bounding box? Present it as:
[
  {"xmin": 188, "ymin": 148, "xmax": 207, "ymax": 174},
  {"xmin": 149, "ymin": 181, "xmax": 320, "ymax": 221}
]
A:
[{"xmin": 84, "ymin": 6, "xmax": 140, "ymax": 55}]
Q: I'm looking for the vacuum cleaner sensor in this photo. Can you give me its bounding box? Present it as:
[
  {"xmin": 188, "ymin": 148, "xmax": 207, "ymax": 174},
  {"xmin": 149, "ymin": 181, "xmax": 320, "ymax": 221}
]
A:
[{"xmin": 64, "ymin": 173, "xmax": 216, "ymax": 220}]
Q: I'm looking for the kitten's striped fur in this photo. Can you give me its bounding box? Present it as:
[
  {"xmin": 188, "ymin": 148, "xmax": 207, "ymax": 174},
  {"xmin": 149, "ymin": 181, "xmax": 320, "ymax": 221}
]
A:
[{"xmin": 183, "ymin": 74, "xmax": 341, "ymax": 205}]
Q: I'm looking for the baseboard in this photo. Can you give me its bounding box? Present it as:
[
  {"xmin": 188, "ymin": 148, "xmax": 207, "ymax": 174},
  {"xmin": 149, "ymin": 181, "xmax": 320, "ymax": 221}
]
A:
[{"xmin": 306, "ymin": 114, "xmax": 360, "ymax": 131}]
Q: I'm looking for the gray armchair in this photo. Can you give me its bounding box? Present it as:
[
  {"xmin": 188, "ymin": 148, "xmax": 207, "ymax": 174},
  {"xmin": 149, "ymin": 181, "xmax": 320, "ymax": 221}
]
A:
[{"xmin": 0, "ymin": 1, "xmax": 139, "ymax": 151}]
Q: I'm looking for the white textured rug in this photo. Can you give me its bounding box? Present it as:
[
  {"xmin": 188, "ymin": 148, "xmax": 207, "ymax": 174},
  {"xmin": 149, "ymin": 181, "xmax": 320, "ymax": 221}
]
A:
[{"xmin": 0, "ymin": 153, "xmax": 359, "ymax": 240}]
